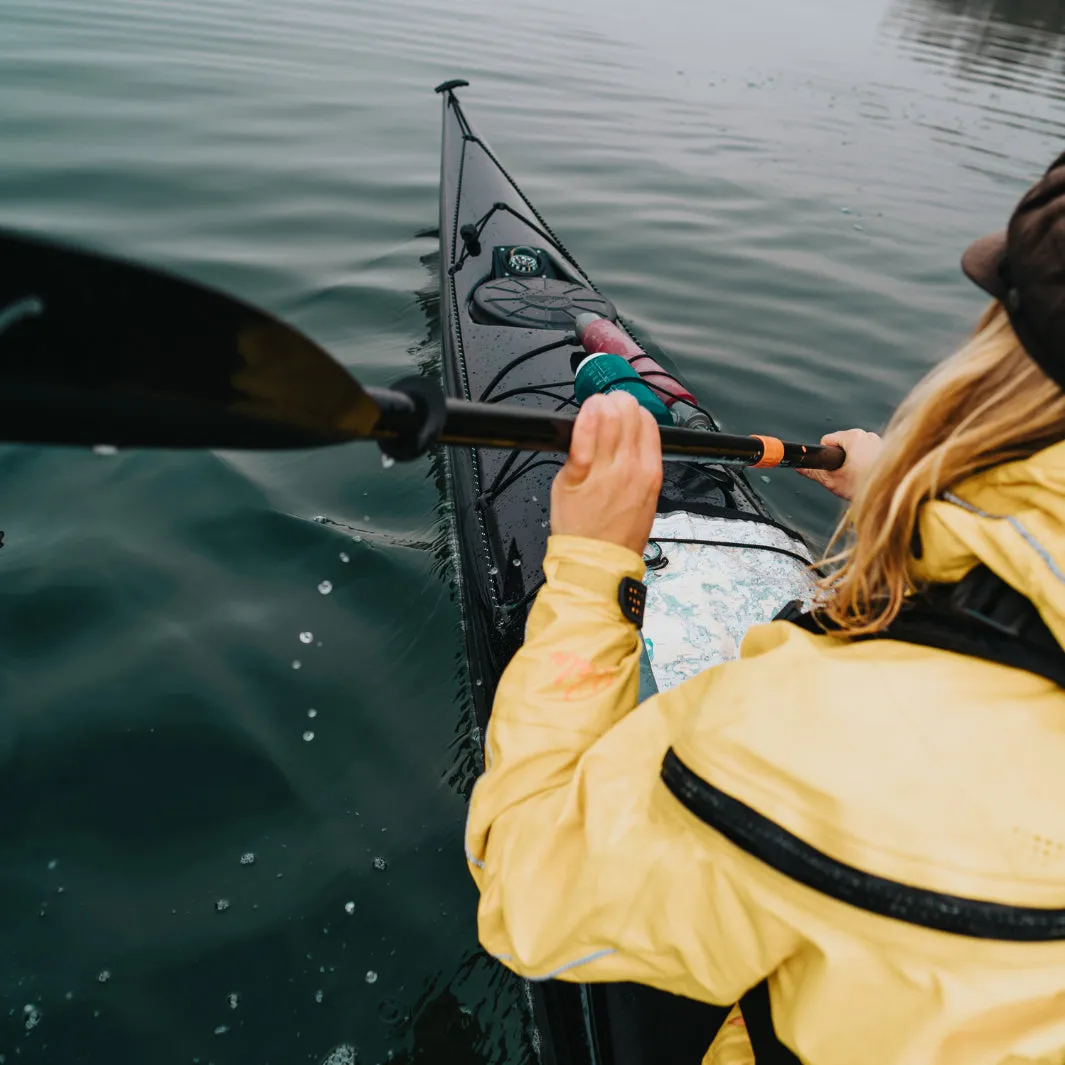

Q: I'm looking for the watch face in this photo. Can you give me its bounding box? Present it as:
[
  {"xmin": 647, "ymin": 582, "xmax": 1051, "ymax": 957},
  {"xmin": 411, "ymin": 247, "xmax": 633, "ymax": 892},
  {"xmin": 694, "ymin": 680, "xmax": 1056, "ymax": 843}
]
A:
[{"xmin": 506, "ymin": 247, "xmax": 541, "ymax": 275}]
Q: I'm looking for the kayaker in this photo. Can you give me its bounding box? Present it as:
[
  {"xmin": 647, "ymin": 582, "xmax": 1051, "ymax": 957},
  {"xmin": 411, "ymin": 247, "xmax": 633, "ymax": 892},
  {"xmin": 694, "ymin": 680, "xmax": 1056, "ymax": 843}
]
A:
[{"xmin": 465, "ymin": 152, "xmax": 1065, "ymax": 1065}]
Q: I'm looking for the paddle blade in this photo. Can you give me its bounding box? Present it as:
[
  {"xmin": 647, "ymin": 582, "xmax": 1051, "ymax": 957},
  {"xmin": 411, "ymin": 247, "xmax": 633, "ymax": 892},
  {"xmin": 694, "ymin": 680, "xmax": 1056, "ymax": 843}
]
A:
[{"xmin": 0, "ymin": 229, "xmax": 381, "ymax": 449}]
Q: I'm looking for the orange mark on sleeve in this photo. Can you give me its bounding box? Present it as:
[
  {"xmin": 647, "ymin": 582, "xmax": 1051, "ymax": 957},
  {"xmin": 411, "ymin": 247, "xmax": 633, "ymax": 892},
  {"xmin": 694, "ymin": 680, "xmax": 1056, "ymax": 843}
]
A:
[{"xmin": 550, "ymin": 652, "xmax": 617, "ymax": 701}]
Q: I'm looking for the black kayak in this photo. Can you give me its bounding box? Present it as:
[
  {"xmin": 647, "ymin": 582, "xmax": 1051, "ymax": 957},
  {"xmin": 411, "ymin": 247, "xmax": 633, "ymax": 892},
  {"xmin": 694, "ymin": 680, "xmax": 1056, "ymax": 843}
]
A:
[{"xmin": 434, "ymin": 80, "xmax": 815, "ymax": 1065}]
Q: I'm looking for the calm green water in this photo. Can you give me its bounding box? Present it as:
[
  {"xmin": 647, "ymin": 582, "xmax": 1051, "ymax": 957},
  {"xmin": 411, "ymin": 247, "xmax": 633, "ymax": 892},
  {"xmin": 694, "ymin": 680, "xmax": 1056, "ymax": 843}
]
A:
[{"xmin": 2, "ymin": 0, "xmax": 1064, "ymax": 1061}]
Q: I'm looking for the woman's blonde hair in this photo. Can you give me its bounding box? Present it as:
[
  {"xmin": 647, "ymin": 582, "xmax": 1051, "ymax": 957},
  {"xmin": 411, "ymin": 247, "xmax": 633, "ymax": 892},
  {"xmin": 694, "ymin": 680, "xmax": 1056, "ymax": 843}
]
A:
[{"xmin": 819, "ymin": 301, "xmax": 1065, "ymax": 635}]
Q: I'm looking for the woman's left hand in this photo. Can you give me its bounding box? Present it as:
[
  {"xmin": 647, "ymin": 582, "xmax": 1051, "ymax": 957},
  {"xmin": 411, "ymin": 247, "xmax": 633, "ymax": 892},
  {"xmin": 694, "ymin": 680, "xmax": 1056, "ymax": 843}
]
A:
[{"xmin": 550, "ymin": 391, "xmax": 663, "ymax": 555}]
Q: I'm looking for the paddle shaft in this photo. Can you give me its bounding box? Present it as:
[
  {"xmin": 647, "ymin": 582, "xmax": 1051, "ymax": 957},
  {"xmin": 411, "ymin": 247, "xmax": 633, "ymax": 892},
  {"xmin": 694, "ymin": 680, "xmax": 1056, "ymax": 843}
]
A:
[{"xmin": 366, "ymin": 387, "xmax": 844, "ymax": 470}]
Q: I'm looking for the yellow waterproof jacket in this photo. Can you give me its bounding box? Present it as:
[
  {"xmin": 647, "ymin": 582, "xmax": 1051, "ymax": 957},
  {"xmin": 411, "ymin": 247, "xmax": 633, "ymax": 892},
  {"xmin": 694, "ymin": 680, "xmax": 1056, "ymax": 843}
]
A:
[{"xmin": 465, "ymin": 442, "xmax": 1065, "ymax": 1065}]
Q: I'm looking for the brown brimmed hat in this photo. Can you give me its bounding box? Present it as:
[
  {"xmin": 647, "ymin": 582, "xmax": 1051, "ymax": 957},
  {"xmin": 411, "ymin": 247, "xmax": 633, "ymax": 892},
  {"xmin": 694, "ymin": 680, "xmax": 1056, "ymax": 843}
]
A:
[{"xmin": 962, "ymin": 149, "xmax": 1065, "ymax": 391}]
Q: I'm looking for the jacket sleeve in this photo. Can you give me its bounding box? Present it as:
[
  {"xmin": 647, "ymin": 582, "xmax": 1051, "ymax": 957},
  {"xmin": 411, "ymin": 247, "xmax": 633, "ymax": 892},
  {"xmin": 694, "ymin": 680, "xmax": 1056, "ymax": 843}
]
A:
[{"xmin": 464, "ymin": 535, "xmax": 802, "ymax": 1004}]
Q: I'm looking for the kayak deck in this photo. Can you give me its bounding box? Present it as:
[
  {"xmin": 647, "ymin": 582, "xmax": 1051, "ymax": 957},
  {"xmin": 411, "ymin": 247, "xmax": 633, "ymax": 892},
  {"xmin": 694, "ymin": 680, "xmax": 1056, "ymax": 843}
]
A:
[{"xmin": 435, "ymin": 81, "xmax": 815, "ymax": 1065}]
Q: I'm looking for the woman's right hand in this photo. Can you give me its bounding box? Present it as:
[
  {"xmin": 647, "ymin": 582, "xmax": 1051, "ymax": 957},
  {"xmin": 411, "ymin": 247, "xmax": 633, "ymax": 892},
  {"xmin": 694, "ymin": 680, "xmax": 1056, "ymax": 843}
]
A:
[{"xmin": 796, "ymin": 428, "xmax": 883, "ymax": 501}]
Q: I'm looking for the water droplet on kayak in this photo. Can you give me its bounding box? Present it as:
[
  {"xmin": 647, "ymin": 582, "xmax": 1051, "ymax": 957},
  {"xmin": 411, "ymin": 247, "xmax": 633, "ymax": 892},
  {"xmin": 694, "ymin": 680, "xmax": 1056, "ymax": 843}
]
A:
[
  {"xmin": 352, "ymin": 535, "xmax": 363, "ymax": 544},
  {"xmin": 292, "ymin": 659, "xmax": 302, "ymax": 670},
  {"xmin": 303, "ymin": 730, "xmax": 315, "ymax": 742},
  {"xmin": 512, "ymin": 558, "xmax": 521, "ymax": 567},
  {"xmin": 24, "ymin": 1005, "xmax": 41, "ymax": 1031},
  {"xmin": 214, "ymin": 1024, "xmax": 229, "ymax": 1036},
  {"xmin": 339, "ymin": 552, "xmax": 350, "ymax": 563},
  {"xmin": 760, "ymin": 475, "xmax": 772, "ymax": 484},
  {"xmin": 540, "ymin": 521, "xmax": 548, "ymax": 529},
  {"xmin": 488, "ymin": 566, "xmax": 498, "ymax": 576},
  {"xmin": 314, "ymin": 515, "xmax": 327, "ymax": 523},
  {"xmin": 307, "ymin": 708, "xmax": 318, "ymax": 718},
  {"xmin": 97, "ymin": 970, "xmax": 111, "ymax": 983},
  {"xmin": 215, "ymin": 898, "xmax": 230, "ymax": 912},
  {"xmin": 853, "ymin": 223, "xmax": 864, "ymax": 231},
  {"xmin": 530, "ymin": 495, "xmax": 537, "ymax": 502},
  {"xmin": 475, "ymin": 678, "xmax": 483, "ymax": 687},
  {"xmin": 380, "ymin": 454, "xmax": 395, "ymax": 469},
  {"xmin": 839, "ymin": 206, "xmax": 851, "ymax": 214},
  {"xmin": 314, "ymin": 989, "xmax": 324, "ymax": 1003},
  {"xmin": 47, "ymin": 859, "xmax": 57, "ymax": 870},
  {"xmin": 318, "ymin": 580, "xmax": 333, "ymax": 595},
  {"xmin": 365, "ymin": 970, "xmax": 378, "ymax": 984},
  {"xmin": 372, "ymin": 856, "xmax": 387, "ymax": 871},
  {"xmin": 299, "ymin": 631, "xmax": 313, "ymax": 644},
  {"xmin": 227, "ymin": 992, "xmax": 240, "ymax": 1010},
  {"xmin": 93, "ymin": 444, "xmax": 118, "ymax": 456},
  {"xmin": 239, "ymin": 852, "xmax": 256, "ymax": 866},
  {"xmin": 344, "ymin": 901, "xmax": 355, "ymax": 915}
]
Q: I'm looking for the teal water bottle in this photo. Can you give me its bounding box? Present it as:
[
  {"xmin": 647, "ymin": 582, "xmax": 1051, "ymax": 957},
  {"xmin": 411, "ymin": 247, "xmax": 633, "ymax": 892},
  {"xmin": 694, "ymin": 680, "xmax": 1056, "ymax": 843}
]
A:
[{"xmin": 573, "ymin": 352, "xmax": 673, "ymax": 426}]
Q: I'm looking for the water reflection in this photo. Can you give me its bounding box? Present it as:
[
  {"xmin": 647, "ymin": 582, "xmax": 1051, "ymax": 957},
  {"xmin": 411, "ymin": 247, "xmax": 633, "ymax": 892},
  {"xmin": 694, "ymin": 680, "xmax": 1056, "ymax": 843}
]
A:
[{"xmin": 886, "ymin": 0, "xmax": 1065, "ymax": 96}]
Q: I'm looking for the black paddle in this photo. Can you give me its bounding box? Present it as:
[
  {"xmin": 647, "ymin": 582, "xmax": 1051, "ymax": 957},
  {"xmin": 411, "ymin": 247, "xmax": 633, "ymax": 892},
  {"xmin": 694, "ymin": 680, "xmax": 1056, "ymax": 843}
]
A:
[{"xmin": 0, "ymin": 228, "xmax": 843, "ymax": 469}]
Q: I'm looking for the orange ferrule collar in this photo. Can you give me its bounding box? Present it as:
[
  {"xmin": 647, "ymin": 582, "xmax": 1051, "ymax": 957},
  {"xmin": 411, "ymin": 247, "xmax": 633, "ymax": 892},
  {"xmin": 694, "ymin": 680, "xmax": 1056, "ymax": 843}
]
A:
[{"xmin": 752, "ymin": 435, "xmax": 785, "ymax": 468}]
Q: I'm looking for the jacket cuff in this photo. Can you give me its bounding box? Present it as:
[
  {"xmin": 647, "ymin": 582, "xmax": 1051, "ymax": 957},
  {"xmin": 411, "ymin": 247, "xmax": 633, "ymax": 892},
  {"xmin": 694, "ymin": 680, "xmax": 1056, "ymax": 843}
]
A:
[{"xmin": 544, "ymin": 535, "xmax": 646, "ymax": 602}]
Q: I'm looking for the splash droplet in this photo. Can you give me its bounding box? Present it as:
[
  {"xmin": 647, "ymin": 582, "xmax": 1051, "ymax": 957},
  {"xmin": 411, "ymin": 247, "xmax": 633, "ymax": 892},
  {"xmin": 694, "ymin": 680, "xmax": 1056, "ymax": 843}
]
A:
[
  {"xmin": 307, "ymin": 708, "xmax": 318, "ymax": 718},
  {"xmin": 97, "ymin": 970, "xmax": 111, "ymax": 983},
  {"xmin": 339, "ymin": 552, "xmax": 350, "ymax": 563},
  {"xmin": 239, "ymin": 852, "xmax": 256, "ymax": 866},
  {"xmin": 319, "ymin": 1045, "xmax": 358, "ymax": 1065},
  {"xmin": 227, "ymin": 992, "xmax": 240, "ymax": 1010},
  {"xmin": 380, "ymin": 454, "xmax": 396, "ymax": 469},
  {"xmin": 372, "ymin": 856, "xmax": 387, "ymax": 871},
  {"xmin": 365, "ymin": 970, "xmax": 378, "ymax": 984},
  {"xmin": 93, "ymin": 444, "xmax": 118, "ymax": 456},
  {"xmin": 303, "ymin": 730, "xmax": 315, "ymax": 742},
  {"xmin": 292, "ymin": 659, "xmax": 302, "ymax": 670},
  {"xmin": 299, "ymin": 631, "xmax": 313, "ymax": 644},
  {"xmin": 215, "ymin": 898, "xmax": 230, "ymax": 912},
  {"xmin": 318, "ymin": 580, "xmax": 333, "ymax": 595},
  {"xmin": 344, "ymin": 901, "xmax": 355, "ymax": 915}
]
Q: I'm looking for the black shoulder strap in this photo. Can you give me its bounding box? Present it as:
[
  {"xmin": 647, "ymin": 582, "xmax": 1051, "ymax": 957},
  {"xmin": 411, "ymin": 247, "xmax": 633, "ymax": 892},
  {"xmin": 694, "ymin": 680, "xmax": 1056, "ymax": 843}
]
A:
[{"xmin": 780, "ymin": 566, "xmax": 1065, "ymax": 688}]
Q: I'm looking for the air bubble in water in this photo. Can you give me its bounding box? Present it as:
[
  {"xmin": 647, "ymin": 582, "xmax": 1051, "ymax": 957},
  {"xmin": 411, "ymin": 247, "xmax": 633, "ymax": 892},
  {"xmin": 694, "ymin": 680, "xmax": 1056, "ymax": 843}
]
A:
[
  {"xmin": 227, "ymin": 992, "xmax": 240, "ymax": 1010},
  {"xmin": 215, "ymin": 898, "xmax": 230, "ymax": 912},
  {"xmin": 303, "ymin": 730, "xmax": 315, "ymax": 742},
  {"xmin": 292, "ymin": 659, "xmax": 302, "ymax": 670},
  {"xmin": 318, "ymin": 580, "xmax": 333, "ymax": 595},
  {"xmin": 93, "ymin": 444, "xmax": 118, "ymax": 456},
  {"xmin": 365, "ymin": 970, "xmax": 378, "ymax": 984},
  {"xmin": 299, "ymin": 631, "xmax": 313, "ymax": 644},
  {"xmin": 239, "ymin": 852, "xmax": 256, "ymax": 866},
  {"xmin": 372, "ymin": 856, "xmax": 387, "ymax": 871},
  {"xmin": 344, "ymin": 901, "xmax": 355, "ymax": 915},
  {"xmin": 319, "ymin": 1045, "xmax": 358, "ymax": 1065},
  {"xmin": 314, "ymin": 989, "xmax": 324, "ymax": 1003},
  {"xmin": 339, "ymin": 552, "xmax": 350, "ymax": 563},
  {"xmin": 97, "ymin": 970, "xmax": 111, "ymax": 983},
  {"xmin": 380, "ymin": 454, "xmax": 395, "ymax": 469},
  {"xmin": 307, "ymin": 708, "xmax": 318, "ymax": 718}
]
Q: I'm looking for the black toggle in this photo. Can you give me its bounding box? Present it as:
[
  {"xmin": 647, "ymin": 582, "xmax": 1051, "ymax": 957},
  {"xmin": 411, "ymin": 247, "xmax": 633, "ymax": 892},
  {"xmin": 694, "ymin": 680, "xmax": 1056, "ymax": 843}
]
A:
[
  {"xmin": 434, "ymin": 79, "xmax": 470, "ymax": 94},
  {"xmin": 459, "ymin": 224, "xmax": 482, "ymax": 257},
  {"xmin": 618, "ymin": 576, "xmax": 647, "ymax": 628}
]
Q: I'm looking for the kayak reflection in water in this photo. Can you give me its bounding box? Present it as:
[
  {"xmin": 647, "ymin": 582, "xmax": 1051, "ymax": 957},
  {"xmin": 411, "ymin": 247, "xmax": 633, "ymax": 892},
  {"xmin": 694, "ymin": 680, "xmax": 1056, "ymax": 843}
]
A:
[{"xmin": 465, "ymin": 150, "xmax": 1065, "ymax": 1065}]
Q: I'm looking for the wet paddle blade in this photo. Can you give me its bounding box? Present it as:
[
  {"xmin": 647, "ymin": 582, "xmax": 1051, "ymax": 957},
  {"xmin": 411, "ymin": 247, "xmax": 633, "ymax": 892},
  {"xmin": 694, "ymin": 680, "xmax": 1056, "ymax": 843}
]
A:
[{"xmin": 0, "ymin": 229, "xmax": 381, "ymax": 449}]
